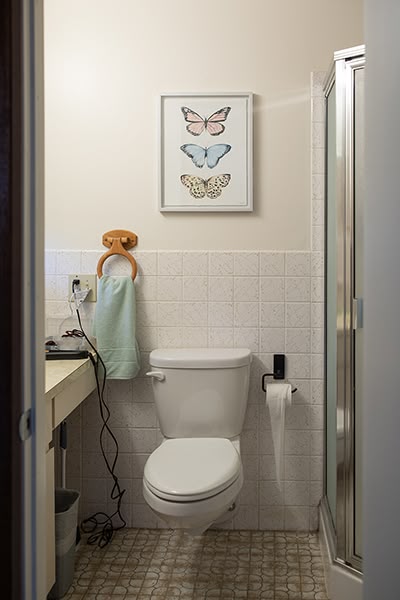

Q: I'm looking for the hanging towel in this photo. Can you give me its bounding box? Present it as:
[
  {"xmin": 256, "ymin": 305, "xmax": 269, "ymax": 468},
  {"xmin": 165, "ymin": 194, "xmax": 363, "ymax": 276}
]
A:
[{"xmin": 93, "ymin": 275, "xmax": 140, "ymax": 379}]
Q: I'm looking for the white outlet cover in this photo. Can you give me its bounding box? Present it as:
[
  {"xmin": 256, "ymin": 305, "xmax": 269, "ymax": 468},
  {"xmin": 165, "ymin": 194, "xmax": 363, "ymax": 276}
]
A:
[{"xmin": 68, "ymin": 274, "xmax": 97, "ymax": 302}]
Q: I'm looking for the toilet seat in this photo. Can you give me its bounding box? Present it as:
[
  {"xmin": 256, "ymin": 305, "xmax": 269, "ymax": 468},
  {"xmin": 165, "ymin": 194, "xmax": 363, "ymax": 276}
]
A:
[{"xmin": 144, "ymin": 438, "xmax": 241, "ymax": 502}]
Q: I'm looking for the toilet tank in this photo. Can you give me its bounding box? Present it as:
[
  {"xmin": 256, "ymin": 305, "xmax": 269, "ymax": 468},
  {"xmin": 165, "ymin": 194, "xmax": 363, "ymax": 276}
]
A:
[{"xmin": 148, "ymin": 348, "xmax": 252, "ymax": 438}]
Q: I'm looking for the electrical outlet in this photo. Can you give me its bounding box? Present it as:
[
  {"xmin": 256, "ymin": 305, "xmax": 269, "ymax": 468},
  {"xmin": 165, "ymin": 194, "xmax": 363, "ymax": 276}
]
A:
[{"xmin": 68, "ymin": 274, "xmax": 97, "ymax": 302}]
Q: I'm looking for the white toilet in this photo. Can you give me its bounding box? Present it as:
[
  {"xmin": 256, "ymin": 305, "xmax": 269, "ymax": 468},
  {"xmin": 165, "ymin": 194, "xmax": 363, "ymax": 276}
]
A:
[{"xmin": 144, "ymin": 348, "xmax": 252, "ymax": 534}]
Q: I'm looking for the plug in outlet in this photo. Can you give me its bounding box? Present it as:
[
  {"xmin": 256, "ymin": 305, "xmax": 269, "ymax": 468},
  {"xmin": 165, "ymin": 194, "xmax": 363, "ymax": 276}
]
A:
[{"xmin": 68, "ymin": 274, "xmax": 97, "ymax": 302}]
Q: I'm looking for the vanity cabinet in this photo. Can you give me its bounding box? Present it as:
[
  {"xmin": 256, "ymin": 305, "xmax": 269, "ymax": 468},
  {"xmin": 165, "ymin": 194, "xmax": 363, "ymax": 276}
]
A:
[{"xmin": 45, "ymin": 358, "xmax": 96, "ymax": 593}]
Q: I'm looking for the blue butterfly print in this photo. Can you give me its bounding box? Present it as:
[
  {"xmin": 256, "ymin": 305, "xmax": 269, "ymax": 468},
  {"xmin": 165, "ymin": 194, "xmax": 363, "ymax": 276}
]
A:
[{"xmin": 180, "ymin": 143, "xmax": 232, "ymax": 169}]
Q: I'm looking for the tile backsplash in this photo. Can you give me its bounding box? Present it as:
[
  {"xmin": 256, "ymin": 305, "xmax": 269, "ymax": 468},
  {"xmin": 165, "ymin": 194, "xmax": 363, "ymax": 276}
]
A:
[{"xmin": 46, "ymin": 248, "xmax": 324, "ymax": 532}]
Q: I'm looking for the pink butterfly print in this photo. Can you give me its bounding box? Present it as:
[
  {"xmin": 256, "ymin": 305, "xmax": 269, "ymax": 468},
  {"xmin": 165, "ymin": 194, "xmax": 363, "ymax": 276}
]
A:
[{"xmin": 181, "ymin": 106, "xmax": 231, "ymax": 136}]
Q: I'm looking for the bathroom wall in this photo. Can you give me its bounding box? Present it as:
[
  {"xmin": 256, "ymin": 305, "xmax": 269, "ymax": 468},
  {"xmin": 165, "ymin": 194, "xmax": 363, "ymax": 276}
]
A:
[
  {"xmin": 43, "ymin": 0, "xmax": 359, "ymax": 531},
  {"xmin": 44, "ymin": 0, "xmax": 362, "ymax": 251},
  {"xmin": 46, "ymin": 73, "xmax": 325, "ymax": 530}
]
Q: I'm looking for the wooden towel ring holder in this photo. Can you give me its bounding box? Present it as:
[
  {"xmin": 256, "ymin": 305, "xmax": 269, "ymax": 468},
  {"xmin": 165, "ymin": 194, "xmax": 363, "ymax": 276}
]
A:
[{"xmin": 97, "ymin": 229, "xmax": 138, "ymax": 280}]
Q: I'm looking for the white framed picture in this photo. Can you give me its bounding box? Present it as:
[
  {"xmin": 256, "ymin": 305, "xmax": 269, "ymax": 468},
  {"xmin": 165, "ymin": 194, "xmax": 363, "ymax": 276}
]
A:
[{"xmin": 159, "ymin": 92, "xmax": 253, "ymax": 212}]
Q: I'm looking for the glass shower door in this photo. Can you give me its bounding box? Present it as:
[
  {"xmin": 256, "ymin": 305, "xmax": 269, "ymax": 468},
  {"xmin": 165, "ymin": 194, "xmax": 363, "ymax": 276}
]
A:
[
  {"xmin": 323, "ymin": 46, "xmax": 364, "ymax": 573},
  {"xmin": 325, "ymin": 82, "xmax": 337, "ymax": 527}
]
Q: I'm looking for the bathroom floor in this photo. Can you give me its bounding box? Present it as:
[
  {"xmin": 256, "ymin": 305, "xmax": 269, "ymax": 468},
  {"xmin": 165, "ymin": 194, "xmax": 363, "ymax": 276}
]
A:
[{"xmin": 64, "ymin": 528, "xmax": 328, "ymax": 599}]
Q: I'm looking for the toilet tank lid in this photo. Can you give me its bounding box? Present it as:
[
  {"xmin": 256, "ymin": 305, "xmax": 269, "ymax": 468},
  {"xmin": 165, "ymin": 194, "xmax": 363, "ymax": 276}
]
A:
[{"xmin": 149, "ymin": 348, "xmax": 252, "ymax": 369}]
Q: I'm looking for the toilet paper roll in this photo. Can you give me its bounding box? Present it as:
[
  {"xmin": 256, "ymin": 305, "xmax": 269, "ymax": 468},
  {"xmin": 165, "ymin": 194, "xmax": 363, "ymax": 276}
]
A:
[{"xmin": 265, "ymin": 383, "xmax": 292, "ymax": 490}]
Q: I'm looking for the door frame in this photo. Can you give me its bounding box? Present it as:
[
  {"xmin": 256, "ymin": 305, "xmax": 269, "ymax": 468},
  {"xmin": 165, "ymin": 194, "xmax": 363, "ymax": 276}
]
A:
[{"xmin": 0, "ymin": 0, "xmax": 46, "ymax": 597}]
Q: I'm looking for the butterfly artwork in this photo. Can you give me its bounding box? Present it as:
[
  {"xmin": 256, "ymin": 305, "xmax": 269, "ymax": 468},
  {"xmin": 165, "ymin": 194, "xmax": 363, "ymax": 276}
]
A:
[
  {"xmin": 180, "ymin": 174, "xmax": 231, "ymax": 199},
  {"xmin": 181, "ymin": 106, "xmax": 231, "ymax": 136},
  {"xmin": 180, "ymin": 143, "xmax": 231, "ymax": 169}
]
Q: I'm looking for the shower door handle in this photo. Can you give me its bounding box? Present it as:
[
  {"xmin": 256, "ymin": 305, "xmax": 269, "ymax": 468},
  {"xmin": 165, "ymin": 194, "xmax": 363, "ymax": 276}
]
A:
[{"xmin": 352, "ymin": 298, "xmax": 363, "ymax": 329}]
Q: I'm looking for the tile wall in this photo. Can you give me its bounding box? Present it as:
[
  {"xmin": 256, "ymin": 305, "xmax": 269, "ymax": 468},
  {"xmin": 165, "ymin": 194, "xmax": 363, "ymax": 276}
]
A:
[{"xmin": 45, "ymin": 73, "xmax": 325, "ymax": 532}]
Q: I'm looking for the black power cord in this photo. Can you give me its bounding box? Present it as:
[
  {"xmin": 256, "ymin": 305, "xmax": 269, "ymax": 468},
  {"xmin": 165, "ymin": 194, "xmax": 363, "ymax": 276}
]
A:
[{"xmin": 71, "ymin": 281, "xmax": 126, "ymax": 548}]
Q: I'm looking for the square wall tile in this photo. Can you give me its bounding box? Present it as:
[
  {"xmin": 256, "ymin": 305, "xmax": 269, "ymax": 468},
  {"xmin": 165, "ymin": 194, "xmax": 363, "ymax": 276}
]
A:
[
  {"xmin": 285, "ymin": 278, "xmax": 311, "ymax": 302},
  {"xmin": 284, "ymin": 506, "xmax": 310, "ymax": 530},
  {"xmin": 260, "ymin": 252, "xmax": 285, "ymax": 276},
  {"xmin": 260, "ymin": 277, "xmax": 285, "ymax": 302},
  {"xmin": 286, "ymin": 354, "xmax": 311, "ymax": 379},
  {"xmin": 209, "ymin": 252, "xmax": 234, "ymax": 276},
  {"xmin": 209, "ymin": 302, "xmax": 233, "ymax": 327},
  {"xmin": 284, "ymin": 481, "xmax": 310, "ymax": 506},
  {"xmin": 182, "ymin": 302, "xmax": 208, "ymax": 326},
  {"xmin": 286, "ymin": 303, "xmax": 311, "ymax": 328},
  {"xmin": 260, "ymin": 328, "xmax": 285, "ymax": 353},
  {"xmin": 157, "ymin": 251, "xmax": 183, "ymax": 276},
  {"xmin": 259, "ymin": 506, "xmax": 284, "ymax": 530},
  {"xmin": 285, "ymin": 431, "xmax": 310, "ymax": 456},
  {"xmin": 260, "ymin": 303, "xmax": 285, "ymax": 328},
  {"xmin": 234, "ymin": 505, "xmax": 259, "ymax": 530},
  {"xmin": 286, "ymin": 405, "xmax": 310, "ymax": 430},
  {"xmin": 284, "ymin": 456, "xmax": 310, "ymax": 481},
  {"xmin": 157, "ymin": 302, "xmax": 182, "ymax": 327},
  {"xmin": 286, "ymin": 328, "xmax": 311, "ymax": 354},
  {"xmin": 259, "ymin": 481, "xmax": 283, "ymax": 506},
  {"xmin": 234, "ymin": 252, "xmax": 259, "ymax": 276},
  {"xmin": 234, "ymin": 327, "xmax": 259, "ymax": 353},
  {"xmin": 136, "ymin": 302, "xmax": 157, "ymax": 328},
  {"xmin": 259, "ymin": 455, "xmax": 277, "ymax": 480},
  {"xmin": 209, "ymin": 277, "xmax": 233, "ymax": 302},
  {"xmin": 234, "ymin": 302, "xmax": 259, "ymax": 327},
  {"xmin": 285, "ymin": 252, "xmax": 311, "ymax": 277},
  {"xmin": 208, "ymin": 327, "xmax": 234, "ymax": 348},
  {"xmin": 234, "ymin": 277, "xmax": 259, "ymax": 302},
  {"xmin": 157, "ymin": 276, "xmax": 183, "ymax": 301},
  {"xmin": 135, "ymin": 251, "xmax": 158, "ymax": 276},
  {"xmin": 183, "ymin": 276, "xmax": 208, "ymax": 302},
  {"xmin": 136, "ymin": 276, "xmax": 157, "ymax": 301},
  {"xmin": 183, "ymin": 251, "xmax": 208, "ymax": 276}
]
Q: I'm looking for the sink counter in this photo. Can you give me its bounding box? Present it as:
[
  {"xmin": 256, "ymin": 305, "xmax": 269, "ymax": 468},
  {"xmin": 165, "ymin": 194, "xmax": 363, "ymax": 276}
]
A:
[
  {"xmin": 44, "ymin": 354, "xmax": 97, "ymax": 594},
  {"xmin": 45, "ymin": 357, "xmax": 94, "ymax": 401},
  {"xmin": 45, "ymin": 355, "xmax": 96, "ymax": 440}
]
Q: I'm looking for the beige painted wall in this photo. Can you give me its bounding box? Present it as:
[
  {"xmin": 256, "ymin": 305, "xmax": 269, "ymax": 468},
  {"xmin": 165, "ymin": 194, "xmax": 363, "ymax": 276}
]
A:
[{"xmin": 44, "ymin": 0, "xmax": 363, "ymax": 250}]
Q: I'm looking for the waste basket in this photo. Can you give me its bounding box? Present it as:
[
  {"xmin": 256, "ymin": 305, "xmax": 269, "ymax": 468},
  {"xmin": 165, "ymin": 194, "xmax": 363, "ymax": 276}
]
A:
[{"xmin": 48, "ymin": 488, "xmax": 80, "ymax": 599}]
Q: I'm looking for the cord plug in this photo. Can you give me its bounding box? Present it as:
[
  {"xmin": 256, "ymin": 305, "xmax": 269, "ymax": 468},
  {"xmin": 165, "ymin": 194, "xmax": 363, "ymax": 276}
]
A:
[{"xmin": 73, "ymin": 286, "xmax": 91, "ymax": 309}]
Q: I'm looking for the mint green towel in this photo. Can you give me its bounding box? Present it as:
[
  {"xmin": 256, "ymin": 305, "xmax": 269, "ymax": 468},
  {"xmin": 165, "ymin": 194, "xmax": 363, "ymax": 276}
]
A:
[{"xmin": 93, "ymin": 275, "xmax": 140, "ymax": 379}]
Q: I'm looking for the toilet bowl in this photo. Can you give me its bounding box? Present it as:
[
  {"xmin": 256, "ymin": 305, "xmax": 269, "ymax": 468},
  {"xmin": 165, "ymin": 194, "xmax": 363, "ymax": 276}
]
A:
[
  {"xmin": 144, "ymin": 347, "xmax": 252, "ymax": 533},
  {"xmin": 143, "ymin": 437, "xmax": 243, "ymax": 534}
]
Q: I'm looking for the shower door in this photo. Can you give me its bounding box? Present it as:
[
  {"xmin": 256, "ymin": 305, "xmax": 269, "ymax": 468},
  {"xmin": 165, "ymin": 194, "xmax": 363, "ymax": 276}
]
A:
[{"xmin": 323, "ymin": 45, "xmax": 365, "ymax": 573}]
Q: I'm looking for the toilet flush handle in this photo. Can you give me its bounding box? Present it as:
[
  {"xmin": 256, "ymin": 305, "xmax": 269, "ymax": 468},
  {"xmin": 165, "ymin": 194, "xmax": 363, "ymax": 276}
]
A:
[{"xmin": 146, "ymin": 371, "xmax": 165, "ymax": 382}]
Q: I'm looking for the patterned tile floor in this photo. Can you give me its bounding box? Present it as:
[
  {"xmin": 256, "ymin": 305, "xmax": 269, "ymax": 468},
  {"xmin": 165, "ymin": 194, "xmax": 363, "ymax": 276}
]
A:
[{"xmin": 64, "ymin": 529, "xmax": 328, "ymax": 600}]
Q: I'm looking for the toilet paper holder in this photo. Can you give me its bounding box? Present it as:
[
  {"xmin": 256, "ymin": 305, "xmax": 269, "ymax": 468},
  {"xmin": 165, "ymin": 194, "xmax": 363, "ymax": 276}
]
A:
[{"xmin": 261, "ymin": 354, "xmax": 297, "ymax": 393}]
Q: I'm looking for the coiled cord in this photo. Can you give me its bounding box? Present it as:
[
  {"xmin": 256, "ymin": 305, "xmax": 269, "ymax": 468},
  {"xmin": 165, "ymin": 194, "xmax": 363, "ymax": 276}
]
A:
[{"xmin": 74, "ymin": 302, "xmax": 127, "ymax": 548}]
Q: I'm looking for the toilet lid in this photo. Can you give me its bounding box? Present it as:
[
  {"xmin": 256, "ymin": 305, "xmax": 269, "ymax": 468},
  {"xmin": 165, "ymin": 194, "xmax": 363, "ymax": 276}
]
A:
[{"xmin": 144, "ymin": 438, "xmax": 241, "ymax": 502}]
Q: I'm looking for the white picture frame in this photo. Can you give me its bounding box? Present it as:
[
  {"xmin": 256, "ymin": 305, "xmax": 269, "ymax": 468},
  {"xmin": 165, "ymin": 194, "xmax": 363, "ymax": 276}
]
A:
[{"xmin": 159, "ymin": 92, "xmax": 253, "ymax": 212}]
